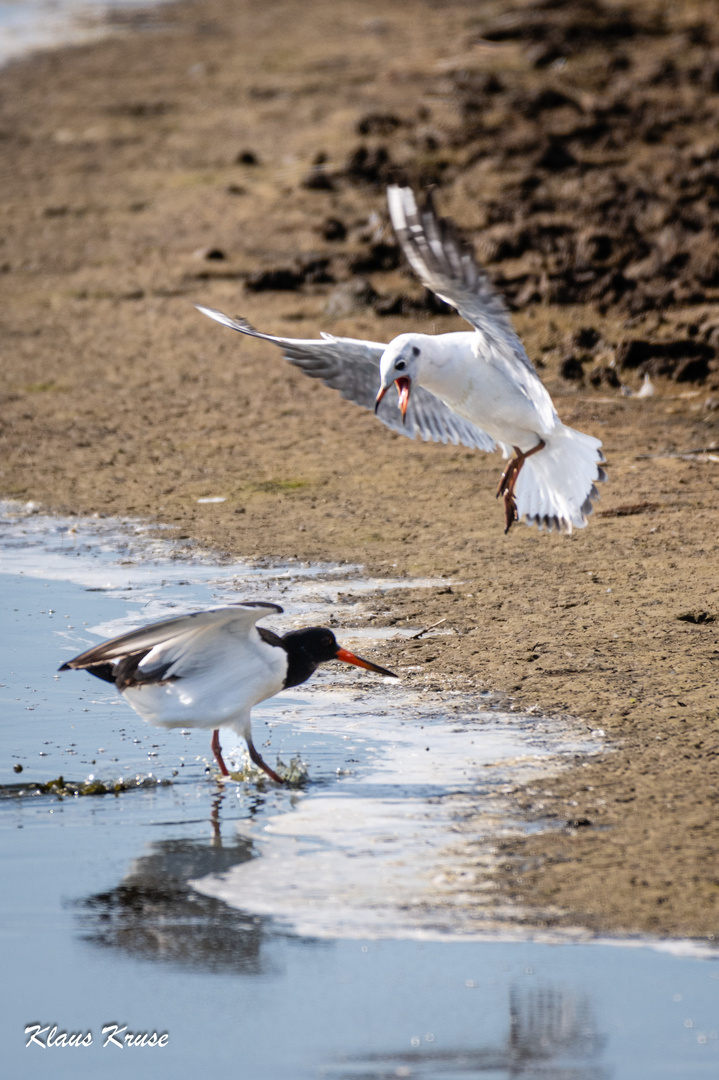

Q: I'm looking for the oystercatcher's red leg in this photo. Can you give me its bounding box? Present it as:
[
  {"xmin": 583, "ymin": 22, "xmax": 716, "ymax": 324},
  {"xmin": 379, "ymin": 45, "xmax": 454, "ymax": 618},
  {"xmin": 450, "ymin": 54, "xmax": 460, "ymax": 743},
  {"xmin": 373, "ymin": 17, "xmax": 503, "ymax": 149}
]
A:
[
  {"xmin": 496, "ymin": 439, "xmax": 546, "ymax": 534},
  {"xmin": 211, "ymin": 728, "xmax": 230, "ymax": 776},
  {"xmin": 246, "ymin": 735, "xmax": 285, "ymax": 784}
]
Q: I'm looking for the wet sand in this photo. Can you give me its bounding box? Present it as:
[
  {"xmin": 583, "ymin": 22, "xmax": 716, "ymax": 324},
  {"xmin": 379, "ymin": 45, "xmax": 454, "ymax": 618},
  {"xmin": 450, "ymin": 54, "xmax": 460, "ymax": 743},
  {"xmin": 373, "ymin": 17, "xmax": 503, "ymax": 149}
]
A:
[{"xmin": 1, "ymin": 0, "xmax": 718, "ymax": 937}]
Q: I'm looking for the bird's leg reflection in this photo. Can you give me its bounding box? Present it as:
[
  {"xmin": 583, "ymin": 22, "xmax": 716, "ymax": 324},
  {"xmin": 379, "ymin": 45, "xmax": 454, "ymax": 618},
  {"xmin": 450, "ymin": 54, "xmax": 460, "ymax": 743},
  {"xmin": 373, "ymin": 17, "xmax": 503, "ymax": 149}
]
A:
[
  {"xmin": 497, "ymin": 439, "xmax": 546, "ymax": 533},
  {"xmin": 210, "ymin": 792, "xmax": 224, "ymax": 844}
]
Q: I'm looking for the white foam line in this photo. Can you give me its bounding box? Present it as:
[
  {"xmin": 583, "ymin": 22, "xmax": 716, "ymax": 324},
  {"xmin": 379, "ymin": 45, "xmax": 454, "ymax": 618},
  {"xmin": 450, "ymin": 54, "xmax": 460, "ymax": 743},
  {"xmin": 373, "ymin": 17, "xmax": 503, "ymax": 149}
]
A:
[{"xmin": 193, "ymin": 690, "xmax": 598, "ymax": 941}]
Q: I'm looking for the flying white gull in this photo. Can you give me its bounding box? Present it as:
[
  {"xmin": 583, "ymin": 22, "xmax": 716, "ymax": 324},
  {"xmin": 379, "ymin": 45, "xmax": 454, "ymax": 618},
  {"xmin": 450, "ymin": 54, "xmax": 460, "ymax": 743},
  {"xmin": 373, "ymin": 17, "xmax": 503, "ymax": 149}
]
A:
[
  {"xmin": 197, "ymin": 186, "xmax": 606, "ymax": 533},
  {"xmin": 60, "ymin": 603, "xmax": 396, "ymax": 783}
]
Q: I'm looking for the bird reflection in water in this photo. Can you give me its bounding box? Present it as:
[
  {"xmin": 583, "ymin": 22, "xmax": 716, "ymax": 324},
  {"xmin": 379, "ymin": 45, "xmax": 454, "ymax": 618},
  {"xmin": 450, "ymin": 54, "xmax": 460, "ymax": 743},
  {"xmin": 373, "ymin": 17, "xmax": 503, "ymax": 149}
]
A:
[
  {"xmin": 324, "ymin": 984, "xmax": 608, "ymax": 1080},
  {"xmin": 75, "ymin": 792, "xmax": 272, "ymax": 974}
]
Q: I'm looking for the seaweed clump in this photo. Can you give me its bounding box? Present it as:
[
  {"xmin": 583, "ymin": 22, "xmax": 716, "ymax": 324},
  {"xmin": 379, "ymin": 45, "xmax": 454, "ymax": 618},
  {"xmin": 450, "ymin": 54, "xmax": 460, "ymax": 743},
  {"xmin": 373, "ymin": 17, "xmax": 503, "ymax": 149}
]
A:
[{"xmin": 0, "ymin": 774, "xmax": 171, "ymax": 799}]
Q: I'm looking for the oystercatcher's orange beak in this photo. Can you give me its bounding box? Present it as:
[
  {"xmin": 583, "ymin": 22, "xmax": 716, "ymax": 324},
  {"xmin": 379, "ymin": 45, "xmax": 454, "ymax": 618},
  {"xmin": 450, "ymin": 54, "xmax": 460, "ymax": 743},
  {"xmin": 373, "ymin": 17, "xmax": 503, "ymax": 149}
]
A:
[
  {"xmin": 374, "ymin": 377, "xmax": 411, "ymax": 424},
  {"xmin": 335, "ymin": 647, "xmax": 397, "ymax": 678}
]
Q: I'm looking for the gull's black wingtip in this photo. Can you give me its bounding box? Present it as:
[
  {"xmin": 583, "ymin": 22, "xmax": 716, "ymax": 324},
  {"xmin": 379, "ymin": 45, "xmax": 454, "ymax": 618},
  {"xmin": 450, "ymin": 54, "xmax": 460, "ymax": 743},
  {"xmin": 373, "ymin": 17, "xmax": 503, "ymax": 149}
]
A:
[{"xmin": 58, "ymin": 662, "xmax": 71, "ymax": 671}]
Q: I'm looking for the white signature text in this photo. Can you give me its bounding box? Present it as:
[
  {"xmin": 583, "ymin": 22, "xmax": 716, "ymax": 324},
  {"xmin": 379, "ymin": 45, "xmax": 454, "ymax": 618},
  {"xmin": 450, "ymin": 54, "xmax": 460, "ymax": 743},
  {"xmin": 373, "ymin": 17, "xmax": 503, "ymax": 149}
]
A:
[{"xmin": 25, "ymin": 1024, "xmax": 169, "ymax": 1049}]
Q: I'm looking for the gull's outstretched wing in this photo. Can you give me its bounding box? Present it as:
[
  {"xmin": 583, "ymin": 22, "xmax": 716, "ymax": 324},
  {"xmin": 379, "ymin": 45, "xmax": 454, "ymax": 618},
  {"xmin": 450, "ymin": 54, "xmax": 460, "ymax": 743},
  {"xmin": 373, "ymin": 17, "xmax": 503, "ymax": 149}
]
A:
[
  {"xmin": 387, "ymin": 186, "xmax": 517, "ymax": 339},
  {"xmin": 59, "ymin": 603, "xmax": 283, "ymax": 674},
  {"xmin": 197, "ymin": 306, "xmax": 496, "ymax": 451},
  {"xmin": 387, "ymin": 186, "xmax": 556, "ymax": 429}
]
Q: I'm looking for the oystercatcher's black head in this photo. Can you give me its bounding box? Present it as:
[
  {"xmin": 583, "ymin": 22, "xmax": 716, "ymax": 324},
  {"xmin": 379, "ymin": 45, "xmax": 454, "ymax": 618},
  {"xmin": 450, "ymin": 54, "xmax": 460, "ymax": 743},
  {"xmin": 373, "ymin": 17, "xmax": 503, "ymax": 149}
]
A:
[{"xmin": 280, "ymin": 627, "xmax": 397, "ymax": 690}]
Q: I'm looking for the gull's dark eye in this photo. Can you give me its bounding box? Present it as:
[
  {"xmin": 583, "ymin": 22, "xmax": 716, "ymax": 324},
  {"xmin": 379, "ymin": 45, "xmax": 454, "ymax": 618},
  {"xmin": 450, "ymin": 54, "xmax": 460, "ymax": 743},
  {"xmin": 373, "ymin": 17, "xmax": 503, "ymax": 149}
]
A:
[
  {"xmin": 395, "ymin": 359, "xmax": 406, "ymax": 371},
  {"xmin": 412, "ymin": 346, "xmax": 420, "ymax": 357}
]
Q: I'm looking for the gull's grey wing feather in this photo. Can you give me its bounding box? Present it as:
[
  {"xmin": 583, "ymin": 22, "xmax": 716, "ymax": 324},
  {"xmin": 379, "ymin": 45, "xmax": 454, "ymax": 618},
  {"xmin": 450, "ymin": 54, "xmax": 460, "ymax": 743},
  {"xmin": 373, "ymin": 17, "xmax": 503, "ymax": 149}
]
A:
[
  {"xmin": 197, "ymin": 306, "xmax": 495, "ymax": 451},
  {"xmin": 387, "ymin": 186, "xmax": 518, "ymax": 340},
  {"xmin": 59, "ymin": 603, "xmax": 283, "ymax": 670},
  {"xmin": 387, "ymin": 187, "xmax": 557, "ymax": 429}
]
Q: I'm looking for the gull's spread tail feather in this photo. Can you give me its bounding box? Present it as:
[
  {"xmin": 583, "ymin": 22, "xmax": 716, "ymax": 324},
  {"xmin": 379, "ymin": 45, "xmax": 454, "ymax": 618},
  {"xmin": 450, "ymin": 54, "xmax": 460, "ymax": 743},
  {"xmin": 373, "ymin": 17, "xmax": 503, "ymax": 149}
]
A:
[{"xmin": 514, "ymin": 426, "xmax": 606, "ymax": 534}]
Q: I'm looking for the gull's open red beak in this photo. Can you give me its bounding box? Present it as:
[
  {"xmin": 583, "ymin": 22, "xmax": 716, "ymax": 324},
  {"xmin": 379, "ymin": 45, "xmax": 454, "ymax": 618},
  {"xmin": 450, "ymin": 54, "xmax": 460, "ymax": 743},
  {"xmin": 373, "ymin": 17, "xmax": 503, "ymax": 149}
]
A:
[
  {"xmin": 374, "ymin": 377, "xmax": 411, "ymax": 424},
  {"xmin": 335, "ymin": 647, "xmax": 397, "ymax": 678},
  {"xmin": 395, "ymin": 376, "xmax": 411, "ymax": 422}
]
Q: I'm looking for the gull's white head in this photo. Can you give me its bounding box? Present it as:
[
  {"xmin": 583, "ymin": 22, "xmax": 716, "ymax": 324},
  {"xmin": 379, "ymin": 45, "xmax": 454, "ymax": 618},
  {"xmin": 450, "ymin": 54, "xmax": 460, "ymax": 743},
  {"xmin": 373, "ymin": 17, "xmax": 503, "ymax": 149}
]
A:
[{"xmin": 375, "ymin": 333, "xmax": 430, "ymax": 423}]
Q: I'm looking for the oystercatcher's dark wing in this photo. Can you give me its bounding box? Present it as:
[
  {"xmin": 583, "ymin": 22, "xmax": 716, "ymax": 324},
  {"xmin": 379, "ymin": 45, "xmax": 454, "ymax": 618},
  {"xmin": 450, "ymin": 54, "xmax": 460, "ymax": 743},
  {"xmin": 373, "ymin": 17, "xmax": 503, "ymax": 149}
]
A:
[{"xmin": 59, "ymin": 603, "xmax": 283, "ymax": 687}]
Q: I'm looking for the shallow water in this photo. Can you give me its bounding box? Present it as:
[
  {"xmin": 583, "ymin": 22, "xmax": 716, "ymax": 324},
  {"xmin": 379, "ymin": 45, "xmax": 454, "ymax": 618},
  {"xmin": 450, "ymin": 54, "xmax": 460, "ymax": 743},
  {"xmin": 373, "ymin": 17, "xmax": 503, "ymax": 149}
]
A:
[
  {"xmin": 0, "ymin": 0, "xmax": 168, "ymax": 67},
  {"xmin": 1, "ymin": 502, "xmax": 717, "ymax": 1077}
]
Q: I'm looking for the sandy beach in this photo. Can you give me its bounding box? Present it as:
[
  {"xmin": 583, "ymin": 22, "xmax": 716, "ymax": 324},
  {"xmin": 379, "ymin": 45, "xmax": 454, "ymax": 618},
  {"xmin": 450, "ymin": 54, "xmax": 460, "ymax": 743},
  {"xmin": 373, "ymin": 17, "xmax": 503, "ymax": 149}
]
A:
[{"xmin": 1, "ymin": 0, "xmax": 718, "ymax": 937}]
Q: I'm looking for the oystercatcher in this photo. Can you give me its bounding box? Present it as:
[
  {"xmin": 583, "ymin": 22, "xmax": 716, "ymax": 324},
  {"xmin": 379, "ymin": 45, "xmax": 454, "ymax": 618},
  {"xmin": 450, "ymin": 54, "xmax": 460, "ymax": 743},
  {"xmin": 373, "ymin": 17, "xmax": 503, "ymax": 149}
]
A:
[
  {"xmin": 198, "ymin": 186, "xmax": 605, "ymax": 534},
  {"xmin": 59, "ymin": 602, "xmax": 396, "ymax": 782}
]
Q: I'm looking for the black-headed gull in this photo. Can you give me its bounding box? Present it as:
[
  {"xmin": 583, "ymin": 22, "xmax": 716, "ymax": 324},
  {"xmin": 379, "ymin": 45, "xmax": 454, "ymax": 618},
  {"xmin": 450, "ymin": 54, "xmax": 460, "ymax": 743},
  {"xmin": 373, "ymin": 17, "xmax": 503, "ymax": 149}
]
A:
[
  {"xmin": 197, "ymin": 186, "xmax": 605, "ymax": 534},
  {"xmin": 60, "ymin": 602, "xmax": 396, "ymax": 783}
]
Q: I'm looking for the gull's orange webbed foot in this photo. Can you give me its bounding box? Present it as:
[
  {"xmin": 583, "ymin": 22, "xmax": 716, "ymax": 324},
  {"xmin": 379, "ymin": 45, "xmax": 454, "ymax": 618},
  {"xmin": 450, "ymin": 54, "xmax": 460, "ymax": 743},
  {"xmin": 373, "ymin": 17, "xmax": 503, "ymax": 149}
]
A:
[
  {"xmin": 503, "ymin": 491, "xmax": 518, "ymax": 533},
  {"xmin": 498, "ymin": 440, "xmax": 546, "ymax": 534},
  {"xmin": 496, "ymin": 459, "xmax": 518, "ymax": 498}
]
